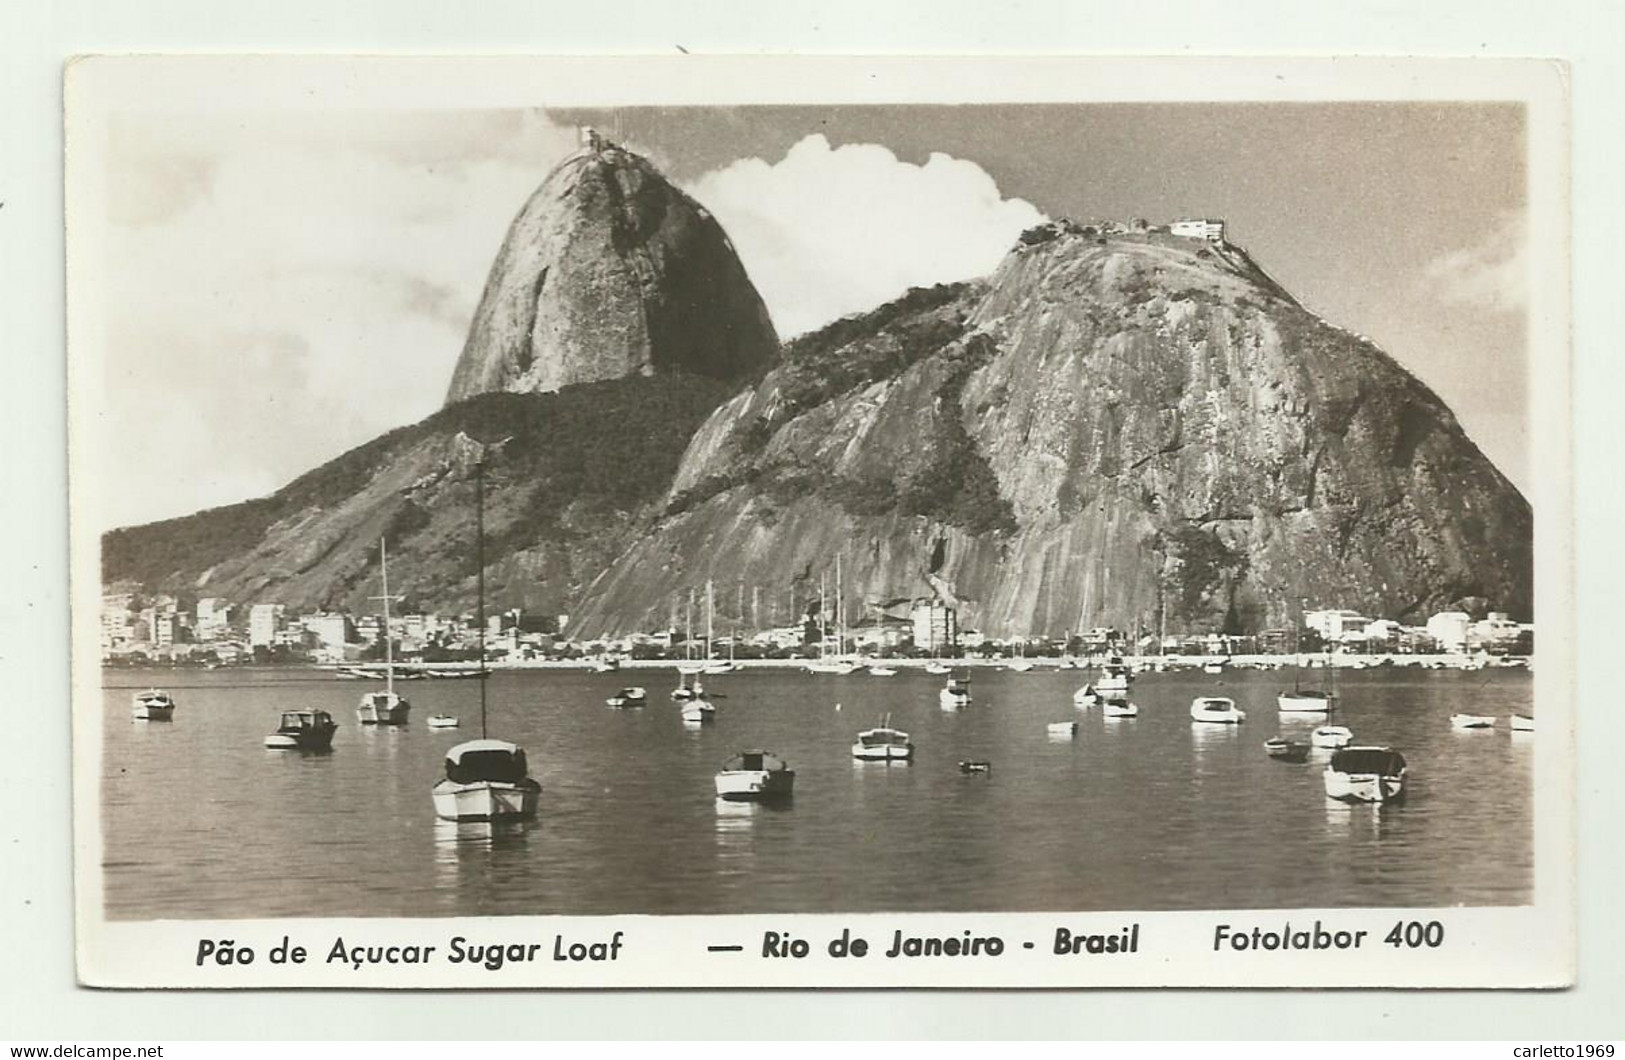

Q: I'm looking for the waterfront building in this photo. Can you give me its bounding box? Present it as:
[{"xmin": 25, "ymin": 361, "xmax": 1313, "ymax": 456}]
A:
[
  {"xmin": 1425, "ymin": 611, "xmax": 1472, "ymax": 654},
  {"xmin": 195, "ymin": 597, "xmax": 231, "ymax": 640},
  {"xmin": 248, "ymin": 603, "xmax": 285, "ymax": 648},
  {"xmin": 910, "ymin": 599, "xmax": 958, "ymax": 654},
  {"xmin": 1305, "ymin": 609, "xmax": 1371, "ymax": 642}
]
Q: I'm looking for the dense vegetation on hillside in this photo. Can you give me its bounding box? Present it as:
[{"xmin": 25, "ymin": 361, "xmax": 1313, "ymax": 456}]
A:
[{"xmin": 102, "ymin": 374, "xmax": 735, "ymax": 594}]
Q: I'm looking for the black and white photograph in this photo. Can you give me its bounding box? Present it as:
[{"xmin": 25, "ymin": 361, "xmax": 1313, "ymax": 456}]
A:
[{"xmin": 64, "ymin": 55, "xmax": 1573, "ymax": 989}]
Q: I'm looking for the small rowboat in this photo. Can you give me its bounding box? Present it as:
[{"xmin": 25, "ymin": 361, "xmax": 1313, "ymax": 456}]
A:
[
  {"xmin": 1450, "ymin": 713, "xmax": 1496, "ymax": 730},
  {"xmin": 958, "ymin": 760, "xmax": 992, "ymax": 775},
  {"xmin": 1311, "ymin": 725, "xmax": 1354, "ymax": 749},
  {"xmin": 1263, "ymin": 737, "xmax": 1310, "ymax": 762}
]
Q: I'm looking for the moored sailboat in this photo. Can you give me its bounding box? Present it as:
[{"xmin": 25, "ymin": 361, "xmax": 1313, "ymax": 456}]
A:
[
  {"xmin": 431, "ymin": 463, "xmax": 540, "ymax": 822},
  {"xmin": 852, "ymin": 714, "xmax": 913, "ymax": 761},
  {"xmin": 1279, "ymin": 621, "xmax": 1338, "ymax": 714},
  {"xmin": 356, "ymin": 538, "xmax": 410, "ymax": 727}
]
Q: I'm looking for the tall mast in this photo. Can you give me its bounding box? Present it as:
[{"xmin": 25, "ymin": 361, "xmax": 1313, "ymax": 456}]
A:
[
  {"xmin": 377, "ymin": 538, "xmax": 395, "ymax": 697},
  {"xmin": 705, "ymin": 579, "xmax": 715, "ymax": 660},
  {"xmin": 819, "ymin": 573, "xmax": 827, "ymax": 657},
  {"xmin": 836, "ymin": 553, "xmax": 844, "ymax": 657},
  {"xmin": 476, "ymin": 462, "xmax": 488, "ymax": 739}
]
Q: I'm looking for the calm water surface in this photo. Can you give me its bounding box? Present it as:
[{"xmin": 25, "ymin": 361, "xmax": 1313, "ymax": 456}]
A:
[{"xmin": 101, "ymin": 665, "xmax": 1532, "ymax": 918}]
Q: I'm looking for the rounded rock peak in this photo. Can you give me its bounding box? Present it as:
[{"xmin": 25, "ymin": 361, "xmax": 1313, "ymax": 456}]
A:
[{"xmin": 445, "ymin": 134, "xmax": 779, "ymax": 405}]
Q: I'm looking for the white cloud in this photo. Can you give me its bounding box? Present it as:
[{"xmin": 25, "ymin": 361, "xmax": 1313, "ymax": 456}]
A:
[
  {"xmin": 101, "ymin": 110, "xmax": 582, "ymax": 528},
  {"xmin": 684, "ymin": 134, "xmax": 1045, "ymax": 337},
  {"xmin": 1420, "ymin": 210, "xmax": 1528, "ymax": 313}
]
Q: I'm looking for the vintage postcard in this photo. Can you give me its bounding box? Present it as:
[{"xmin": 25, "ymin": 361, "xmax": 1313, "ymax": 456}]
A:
[{"xmin": 66, "ymin": 55, "xmax": 1573, "ymax": 988}]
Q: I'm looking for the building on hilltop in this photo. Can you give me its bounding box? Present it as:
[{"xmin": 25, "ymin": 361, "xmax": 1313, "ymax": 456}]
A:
[{"xmin": 1170, "ymin": 218, "xmax": 1226, "ymax": 243}]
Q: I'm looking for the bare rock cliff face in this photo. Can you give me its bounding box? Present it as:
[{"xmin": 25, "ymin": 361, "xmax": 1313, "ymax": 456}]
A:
[
  {"xmin": 444, "ymin": 136, "xmax": 779, "ymax": 402},
  {"xmin": 568, "ymin": 224, "xmax": 1532, "ymax": 638}
]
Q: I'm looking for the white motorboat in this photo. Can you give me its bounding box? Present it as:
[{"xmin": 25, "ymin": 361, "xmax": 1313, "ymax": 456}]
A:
[
  {"xmin": 1189, "ymin": 696, "xmax": 1245, "ymax": 724},
  {"xmin": 426, "ymin": 714, "xmax": 460, "ymax": 729},
  {"xmin": 1510, "ymin": 714, "xmax": 1535, "ymax": 732},
  {"xmin": 1310, "ymin": 724, "xmax": 1354, "ymax": 749},
  {"xmin": 1006, "ymin": 659, "xmax": 1036, "ymax": 673},
  {"xmin": 1323, "ymin": 746, "xmax": 1407, "ymax": 803},
  {"xmin": 432, "ymin": 739, "xmax": 542, "ymax": 821},
  {"xmin": 867, "ymin": 665, "xmax": 899, "ymax": 677},
  {"xmin": 923, "ymin": 662, "xmax": 952, "ymax": 675},
  {"xmin": 1096, "ymin": 656, "xmax": 1132, "ymax": 695},
  {"xmin": 131, "ymin": 688, "xmax": 176, "ymax": 721},
  {"xmin": 1451, "ymin": 713, "xmax": 1496, "ymax": 730},
  {"xmin": 939, "ymin": 674, "xmax": 972, "ymax": 710},
  {"xmin": 263, "ymin": 709, "xmax": 337, "ymax": 750},
  {"xmin": 852, "ymin": 714, "xmax": 913, "ymax": 761},
  {"xmin": 591, "ymin": 657, "xmax": 621, "ymax": 673},
  {"xmin": 1072, "ymin": 685, "xmax": 1099, "ymax": 708},
  {"xmin": 1047, "ymin": 720, "xmax": 1079, "ymax": 736},
  {"xmin": 357, "ymin": 538, "xmax": 410, "ymax": 727},
  {"xmin": 714, "ymin": 750, "xmax": 795, "ymax": 801},
  {"xmin": 1202, "ymin": 661, "xmax": 1225, "ymax": 676},
  {"xmin": 681, "ymin": 696, "xmax": 717, "ymax": 724},
  {"xmin": 672, "ymin": 672, "xmax": 706, "ymax": 702},
  {"xmin": 1102, "ymin": 699, "xmax": 1139, "ymax": 718},
  {"xmin": 606, "ymin": 686, "xmax": 648, "ymax": 708}
]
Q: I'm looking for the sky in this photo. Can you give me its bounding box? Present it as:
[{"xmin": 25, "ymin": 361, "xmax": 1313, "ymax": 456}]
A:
[{"xmin": 100, "ymin": 103, "xmax": 1528, "ymax": 529}]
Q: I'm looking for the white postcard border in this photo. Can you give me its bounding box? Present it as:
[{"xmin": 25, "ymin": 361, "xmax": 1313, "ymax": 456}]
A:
[{"xmin": 65, "ymin": 53, "xmax": 1574, "ymax": 990}]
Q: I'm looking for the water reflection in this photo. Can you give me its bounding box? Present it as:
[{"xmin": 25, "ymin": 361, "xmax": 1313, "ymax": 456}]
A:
[
  {"xmin": 1321, "ymin": 795, "xmax": 1393, "ymax": 840},
  {"xmin": 356, "ymin": 723, "xmax": 408, "ymax": 763},
  {"xmin": 1189, "ymin": 721, "xmax": 1242, "ymax": 758},
  {"xmin": 101, "ymin": 665, "xmax": 1536, "ymax": 917},
  {"xmin": 432, "ymin": 818, "xmax": 533, "ymax": 889}
]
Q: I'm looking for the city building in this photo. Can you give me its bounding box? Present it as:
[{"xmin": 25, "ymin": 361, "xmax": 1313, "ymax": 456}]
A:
[
  {"xmin": 1425, "ymin": 611, "xmax": 1472, "ymax": 654},
  {"xmin": 302, "ymin": 613, "xmax": 352, "ymax": 651},
  {"xmin": 195, "ymin": 597, "xmax": 231, "ymax": 640},
  {"xmin": 248, "ymin": 603, "xmax": 286, "ymax": 648},
  {"xmin": 1305, "ymin": 609, "xmax": 1371, "ymax": 642},
  {"xmin": 910, "ymin": 599, "xmax": 958, "ymax": 654}
]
